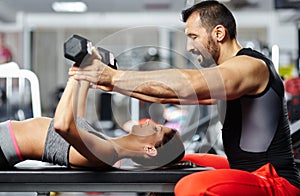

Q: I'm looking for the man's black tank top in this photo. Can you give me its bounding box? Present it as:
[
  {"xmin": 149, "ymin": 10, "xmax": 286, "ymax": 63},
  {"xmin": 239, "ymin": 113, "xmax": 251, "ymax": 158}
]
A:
[{"xmin": 221, "ymin": 48, "xmax": 300, "ymax": 188}]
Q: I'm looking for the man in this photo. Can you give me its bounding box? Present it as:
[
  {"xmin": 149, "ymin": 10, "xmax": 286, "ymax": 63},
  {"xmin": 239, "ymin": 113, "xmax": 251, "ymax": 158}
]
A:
[{"xmin": 70, "ymin": 1, "xmax": 300, "ymax": 195}]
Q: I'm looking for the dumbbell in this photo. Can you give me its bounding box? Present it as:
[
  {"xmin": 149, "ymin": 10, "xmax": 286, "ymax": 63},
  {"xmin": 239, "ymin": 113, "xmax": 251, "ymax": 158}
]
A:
[{"xmin": 64, "ymin": 34, "xmax": 118, "ymax": 69}]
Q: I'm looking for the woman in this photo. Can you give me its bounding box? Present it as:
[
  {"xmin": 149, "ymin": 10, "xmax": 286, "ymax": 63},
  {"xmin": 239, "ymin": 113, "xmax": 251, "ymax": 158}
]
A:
[{"xmin": 0, "ymin": 70, "xmax": 184, "ymax": 169}]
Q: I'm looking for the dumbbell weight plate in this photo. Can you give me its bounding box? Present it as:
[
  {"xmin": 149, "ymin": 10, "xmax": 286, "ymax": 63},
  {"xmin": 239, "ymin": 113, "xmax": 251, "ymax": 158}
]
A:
[{"xmin": 64, "ymin": 34, "xmax": 118, "ymax": 69}]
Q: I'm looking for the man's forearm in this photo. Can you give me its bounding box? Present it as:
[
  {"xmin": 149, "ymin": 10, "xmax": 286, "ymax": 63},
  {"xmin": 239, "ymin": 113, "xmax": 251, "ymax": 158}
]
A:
[
  {"xmin": 70, "ymin": 60, "xmax": 220, "ymax": 104},
  {"xmin": 110, "ymin": 69, "xmax": 210, "ymax": 104}
]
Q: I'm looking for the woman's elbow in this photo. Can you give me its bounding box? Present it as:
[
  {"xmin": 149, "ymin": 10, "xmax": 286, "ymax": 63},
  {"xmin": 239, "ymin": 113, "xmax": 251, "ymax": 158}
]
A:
[{"xmin": 53, "ymin": 118, "xmax": 70, "ymax": 134}]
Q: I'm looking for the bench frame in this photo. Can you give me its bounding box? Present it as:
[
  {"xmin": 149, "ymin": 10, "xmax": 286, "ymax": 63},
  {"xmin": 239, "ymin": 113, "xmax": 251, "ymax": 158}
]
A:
[{"xmin": 0, "ymin": 167, "xmax": 211, "ymax": 195}]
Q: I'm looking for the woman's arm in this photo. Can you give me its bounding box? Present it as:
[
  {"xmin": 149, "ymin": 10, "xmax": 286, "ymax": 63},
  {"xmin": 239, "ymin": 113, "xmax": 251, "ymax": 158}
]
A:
[
  {"xmin": 53, "ymin": 76, "xmax": 116, "ymax": 166},
  {"xmin": 76, "ymin": 79, "xmax": 90, "ymax": 118}
]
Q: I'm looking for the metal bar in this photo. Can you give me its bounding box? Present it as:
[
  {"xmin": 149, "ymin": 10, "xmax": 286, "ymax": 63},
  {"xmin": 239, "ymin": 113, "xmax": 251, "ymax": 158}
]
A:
[{"xmin": 0, "ymin": 183, "xmax": 174, "ymax": 193}]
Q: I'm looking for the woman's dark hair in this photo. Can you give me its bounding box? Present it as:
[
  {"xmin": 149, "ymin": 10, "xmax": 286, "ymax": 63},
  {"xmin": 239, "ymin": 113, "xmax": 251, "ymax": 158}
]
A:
[
  {"xmin": 181, "ymin": 0, "xmax": 237, "ymax": 39},
  {"xmin": 132, "ymin": 128, "xmax": 185, "ymax": 168}
]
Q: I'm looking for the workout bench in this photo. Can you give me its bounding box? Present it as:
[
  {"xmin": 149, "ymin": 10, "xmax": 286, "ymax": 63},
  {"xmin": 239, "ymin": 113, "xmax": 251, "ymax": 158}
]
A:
[{"xmin": 0, "ymin": 165, "xmax": 212, "ymax": 195}]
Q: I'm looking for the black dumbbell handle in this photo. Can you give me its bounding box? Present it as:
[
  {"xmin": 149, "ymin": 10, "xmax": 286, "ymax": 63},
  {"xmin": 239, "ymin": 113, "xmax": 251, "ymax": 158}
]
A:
[{"xmin": 96, "ymin": 46, "xmax": 118, "ymax": 70}]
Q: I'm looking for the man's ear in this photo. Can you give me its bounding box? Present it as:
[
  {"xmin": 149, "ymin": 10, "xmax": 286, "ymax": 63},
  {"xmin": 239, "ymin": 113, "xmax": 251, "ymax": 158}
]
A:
[
  {"xmin": 213, "ymin": 25, "xmax": 226, "ymax": 42},
  {"xmin": 143, "ymin": 145, "xmax": 158, "ymax": 157}
]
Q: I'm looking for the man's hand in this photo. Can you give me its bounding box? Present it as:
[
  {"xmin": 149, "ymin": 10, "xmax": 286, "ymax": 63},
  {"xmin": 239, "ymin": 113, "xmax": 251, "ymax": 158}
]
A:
[{"xmin": 69, "ymin": 48, "xmax": 116, "ymax": 92}]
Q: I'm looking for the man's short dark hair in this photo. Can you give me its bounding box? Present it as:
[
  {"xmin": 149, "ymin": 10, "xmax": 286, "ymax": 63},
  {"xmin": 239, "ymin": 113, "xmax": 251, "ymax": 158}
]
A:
[{"xmin": 181, "ymin": 0, "xmax": 237, "ymax": 39}]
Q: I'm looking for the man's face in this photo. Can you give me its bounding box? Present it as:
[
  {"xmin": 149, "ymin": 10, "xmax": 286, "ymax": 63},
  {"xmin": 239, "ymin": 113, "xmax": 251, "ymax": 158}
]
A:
[{"xmin": 185, "ymin": 12, "xmax": 219, "ymax": 67}]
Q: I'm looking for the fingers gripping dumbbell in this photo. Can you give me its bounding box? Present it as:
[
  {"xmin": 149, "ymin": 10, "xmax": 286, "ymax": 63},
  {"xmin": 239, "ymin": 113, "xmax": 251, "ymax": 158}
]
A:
[{"xmin": 64, "ymin": 34, "xmax": 118, "ymax": 69}]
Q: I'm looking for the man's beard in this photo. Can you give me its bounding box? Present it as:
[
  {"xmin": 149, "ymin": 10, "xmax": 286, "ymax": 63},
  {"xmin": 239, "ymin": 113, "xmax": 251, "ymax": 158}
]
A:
[
  {"xmin": 200, "ymin": 54, "xmax": 216, "ymax": 68},
  {"xmin": 199, "ymin": 36, "xmax": 219, "ymax": 68}
]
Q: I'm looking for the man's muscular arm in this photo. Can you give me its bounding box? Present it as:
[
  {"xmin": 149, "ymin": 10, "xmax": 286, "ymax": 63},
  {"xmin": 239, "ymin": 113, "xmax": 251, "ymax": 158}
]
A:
[{"xmin": 70, "ymin": 53, "xmax": 268, "ymax": 104}]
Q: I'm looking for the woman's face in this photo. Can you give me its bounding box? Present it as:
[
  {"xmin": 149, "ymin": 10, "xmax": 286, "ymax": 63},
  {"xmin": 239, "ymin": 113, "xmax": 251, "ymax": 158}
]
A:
[
  {"xmin": 130, "ymin": 119, "xmax": 173, "ymax": 141},
  {"xmin": 129, "ymin": 120, "xmax": 182, "ymax": 167}
]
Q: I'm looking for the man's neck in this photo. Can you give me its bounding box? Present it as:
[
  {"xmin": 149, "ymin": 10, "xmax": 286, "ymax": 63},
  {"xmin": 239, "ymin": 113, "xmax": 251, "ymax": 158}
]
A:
[{"xmin": 217, "ymin": 39, "xmax": 242, "ymax": 65}]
